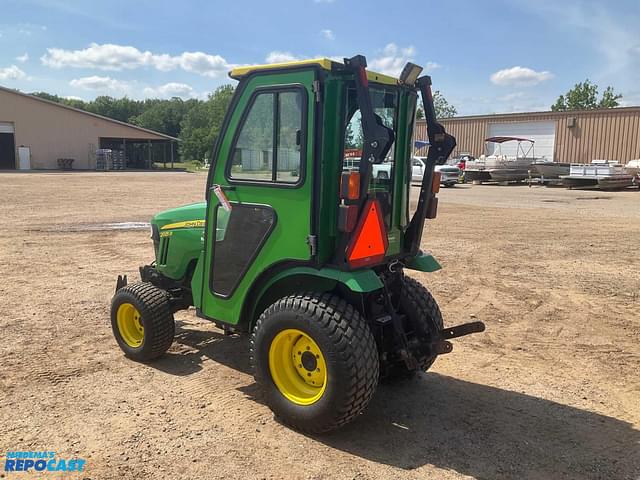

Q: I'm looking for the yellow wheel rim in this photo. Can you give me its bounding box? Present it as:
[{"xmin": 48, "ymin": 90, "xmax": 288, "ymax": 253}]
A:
[
  {"xmin": 116, "ymin": 303, "xmax": 144, "ymax": 348},
  {"xmin": 268, "ymin": 329, "xmax": 327, "ymax": 406}
]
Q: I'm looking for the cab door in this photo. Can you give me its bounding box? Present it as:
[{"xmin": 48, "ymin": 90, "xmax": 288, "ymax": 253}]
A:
[{"xmin": 200, "ymin": 69, "xmax": 317, "ymax": 326}]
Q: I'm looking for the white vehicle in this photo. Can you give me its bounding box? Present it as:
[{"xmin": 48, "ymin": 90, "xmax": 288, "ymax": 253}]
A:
[
  {"xmin": 412, "ymin": 157, "xmax": 460, "ymax": 187},
  {"xmin": 344, "ymin": 157, "xmax": 392, "ymax": 179}
]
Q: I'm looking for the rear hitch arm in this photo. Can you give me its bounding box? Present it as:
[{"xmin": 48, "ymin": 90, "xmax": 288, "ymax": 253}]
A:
[{"xmin": 432, "ymin": 321, "xmax": 486, "ymax": 355}]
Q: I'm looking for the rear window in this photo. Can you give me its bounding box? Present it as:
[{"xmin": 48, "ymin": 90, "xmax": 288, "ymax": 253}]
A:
[{"xmin": 342, "ymin": 86, "xmax": 398, "ymax": 226}]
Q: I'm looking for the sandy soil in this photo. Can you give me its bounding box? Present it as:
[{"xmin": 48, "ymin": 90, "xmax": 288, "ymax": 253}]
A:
[{"xmin": 0, "ymin": 172, "xmax": 638, "ymax": 480}]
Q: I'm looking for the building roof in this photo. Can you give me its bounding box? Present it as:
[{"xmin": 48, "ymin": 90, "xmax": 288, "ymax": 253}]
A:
[
  {"xmin": 0, "ymin": 85, "xmax": 178, "ymax": 141},
  {"xmin": 420, "ymin": 106, "xmax": 640, "ymax": 123},
  {"xmin": 229, "ymin": 57, "xmax": 398, "ymax": 86}
]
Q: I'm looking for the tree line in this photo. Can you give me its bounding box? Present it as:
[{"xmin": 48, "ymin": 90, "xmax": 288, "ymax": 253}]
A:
[{"xmin": 29, "ymin": 78, "xmax": 623, "ymax": 161}]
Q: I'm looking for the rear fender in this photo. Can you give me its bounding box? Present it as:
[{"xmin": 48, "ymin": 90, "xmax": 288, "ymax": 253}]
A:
[
  {"xmin": 243, "ymin": 266, "xmax": 383, "ymax": 331},
  {"xmin": 404, "ymin": 251, "xmax": 442, "ymax": 272}
]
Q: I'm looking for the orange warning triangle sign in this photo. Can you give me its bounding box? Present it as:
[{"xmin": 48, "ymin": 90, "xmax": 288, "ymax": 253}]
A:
[{"xmin": 347, "ymin": 199, "xmax": 388, "ymax": 267}]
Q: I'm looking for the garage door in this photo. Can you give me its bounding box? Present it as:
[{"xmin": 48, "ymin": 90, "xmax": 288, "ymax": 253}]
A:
[
  {"xmin": 488, "ymin": 121, "xmax": 556, "ymax": 160},
  {"xmin": 0, "ymin": 122, "xmax": 16, "ymax": 170}
]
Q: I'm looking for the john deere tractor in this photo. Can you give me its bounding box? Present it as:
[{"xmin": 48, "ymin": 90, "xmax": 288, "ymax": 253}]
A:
[{"xmin": 111, "ymin": 55, "xmax": 484, "ymax": 433}]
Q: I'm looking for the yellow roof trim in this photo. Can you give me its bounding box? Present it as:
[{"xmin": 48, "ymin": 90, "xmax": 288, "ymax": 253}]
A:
[
  {"xmin": 364, "ymin": 71, "xmax": 398, "ymax": 86},
  {"xmin": 230, "ymin": 58, "xmax": 335, "ymax": 79},
  {"xmin": 229, "ymin": 57, "xmax": 399, "ymax": 86}
]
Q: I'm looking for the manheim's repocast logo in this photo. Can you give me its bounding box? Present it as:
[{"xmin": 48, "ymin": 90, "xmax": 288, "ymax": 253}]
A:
[{"xmin": 4, "ymin": 451, "xmax": 86, "ymax": 473}]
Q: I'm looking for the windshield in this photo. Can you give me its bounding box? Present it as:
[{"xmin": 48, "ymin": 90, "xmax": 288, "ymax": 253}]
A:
[{"xmin": 342, "ymin": 85, "xmax": 399, "ymax": 226}]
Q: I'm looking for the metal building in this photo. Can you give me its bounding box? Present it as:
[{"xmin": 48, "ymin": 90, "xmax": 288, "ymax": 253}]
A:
[
  {"xmin": 0, "ymin": 85, "xmax": 178, "ymax": 170},
  {"xmin": 415, "ymin": 107, "xmax": 640, "ymax": 163}
]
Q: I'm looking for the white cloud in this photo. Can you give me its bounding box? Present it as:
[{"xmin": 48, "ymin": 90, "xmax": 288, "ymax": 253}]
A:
[
  {"xmin": 43, "ymin": 44, "xmax": 158, "ymax": 70},
  {"xmin": 265, "ymin": 51, "xmax": 300, "ymax": 64},
  {"xmin": 16, "ymin": 53, "xmax": 29, "ymax": 63},
  {"xmin": 70, "ymin": 75, "xmax": 131, "ymax": 93},
  {"xmin": 143, "ymin": 82, "xmax": 196, "ymax": 99},
  {"xmin": 369, "ymin": 43, "xmax": 416, "ymax": 77},
  {"xmin": 0, "ymin": 65, "xmax": 28, "ymax": 81},
  {"xmin": 490, "ymin": 66, "xmax": 554, "ymax": 86},
  {"xmin": 425, "ymin": 61, "xmax": 441, "ymax": 72},
  {"xmin": 42, "ymin": 43, "xmax": 232, "ymax": 78},
  {"xmin": 64, "ymin": 95, "xmax": 83, "ymax": 101},
  {"xmin": 177, "ymin": 51, "xmax": 229, "ymax": 77},
  {"xmin": 320, "ymin": 29, "xmax": 335, "ymax": 40}
]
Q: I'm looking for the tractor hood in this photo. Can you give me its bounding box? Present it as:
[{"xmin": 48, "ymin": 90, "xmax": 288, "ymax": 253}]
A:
[
  {"xmin": 151, "ymin": 202, "xmax": 230, "ymax": 242},
  {"xmin": 151, "ymin": 202, "xmax": 207, "ymax": 231}
]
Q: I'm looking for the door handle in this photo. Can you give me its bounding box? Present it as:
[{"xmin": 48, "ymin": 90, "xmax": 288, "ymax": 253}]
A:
[{"xmin": 217, "ymin": 184, "xmax": 236, "ymax": 191}]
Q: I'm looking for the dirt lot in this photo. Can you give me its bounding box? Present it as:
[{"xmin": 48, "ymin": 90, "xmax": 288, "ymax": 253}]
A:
[{"xmin": 1, "ymin": 172, "xmax": 638, "ymax": 479}]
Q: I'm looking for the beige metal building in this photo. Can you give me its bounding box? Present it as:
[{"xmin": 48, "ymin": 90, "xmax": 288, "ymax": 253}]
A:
[
  {"xmin": 0, "ymin": 85, "xmax": 178, "ymax": 170},
  {"xmin": 415, "ymin": 107, "xmax": 640, "ymax": 163}
]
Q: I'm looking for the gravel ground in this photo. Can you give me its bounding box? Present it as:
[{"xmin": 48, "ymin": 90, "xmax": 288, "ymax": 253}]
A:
[{"xmin": 0, "ymin": 172, "xmax": 638, "ymax": 480}]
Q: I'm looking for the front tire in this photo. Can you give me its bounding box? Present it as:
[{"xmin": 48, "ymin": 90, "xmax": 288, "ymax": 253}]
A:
[
  {"xmin": 111, "ymin": 282, "xmax": 175, "ymax": 362},
  {"xmin": 250, "ymin": 293, "xmax": 379, "ymax": 434}
]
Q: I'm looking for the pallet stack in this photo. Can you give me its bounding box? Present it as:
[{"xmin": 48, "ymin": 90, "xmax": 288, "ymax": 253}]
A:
[
  {"xmin": 96, "ymin": 149, "xmax": 126, "ymax": 170},
  {"xmin": 111, "ymin": 150, "xmax": 125, "ymax": 170},
  {"xmin": 96, "ymin": 149, "xmax": 111, "ymax": 170}
]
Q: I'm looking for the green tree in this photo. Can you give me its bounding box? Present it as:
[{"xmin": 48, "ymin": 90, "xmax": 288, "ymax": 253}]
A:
[
  {"xmin": 131, "ymin": 97, "xmax": 198, "ymax": 138},
  {"xmin": 598, "ymin": 86, "xmax": 623, "ymax": 108},
  {"xmin": 418, "ymin": 92, "xmax": 456, "ymax": 119},
  {"xmin": 31, "ymin": 91, "xmax": 64, "ymax": 102},
  {"xmin": 433, "ymin": 91, "xmax": 457, "ymax": 118},
  {"xmin": 85, "ymin": 96, "xmax": 144, "ymax": 122},
  {"xmin": 179, "ymin": 85, "xmax": 235, "ymax": 161},
  {"xmin": 551, "ymin": 79, "xmax": 622, "ymax": 111},
  {"xmin": 30, "ymin": 91, "xmax": 88, "ymax": 110}
]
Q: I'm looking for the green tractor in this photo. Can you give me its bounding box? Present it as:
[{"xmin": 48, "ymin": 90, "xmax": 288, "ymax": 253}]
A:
[{"xmin": 111, "ymin": 55, "xmax": 484, "ymax": 433}]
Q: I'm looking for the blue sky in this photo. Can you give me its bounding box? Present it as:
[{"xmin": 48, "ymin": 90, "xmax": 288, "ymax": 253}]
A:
[{"xmin": 0, "ymin": 0, "xmax": 638, "ymax": 115}]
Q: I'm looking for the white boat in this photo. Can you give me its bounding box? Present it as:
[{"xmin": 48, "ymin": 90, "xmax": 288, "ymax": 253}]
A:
[
  {"xmin": 532, "ymin": 160, "xmax": 571, "ymax": 179},
  {"xmin": 465, "ymin": 137, "xmax": 539, "ymax": 183},
  {"xmin": 625, "ymin": 159, "xmax": 640, "ymax": 176},
  {"xmin": 561, "ymin": 160, "xmax": 635, "ymax": 189}
]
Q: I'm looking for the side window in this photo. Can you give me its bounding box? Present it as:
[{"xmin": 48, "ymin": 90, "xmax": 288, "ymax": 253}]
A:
[
  {"xmin": 229, "ymin": 89, "xmax": 304, "ymax": 184},
  {"xmin": 231, "ymin": 93, "xmax": 274, "ymax": 181},
  {"xmin": 276, "ymin": 91, "xmax": 303, "ymax": 182}
]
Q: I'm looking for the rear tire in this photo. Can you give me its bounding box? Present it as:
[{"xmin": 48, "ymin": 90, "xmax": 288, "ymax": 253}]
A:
[
  {"xmin": 250, "ymin": 292, "xmax": 379, "ymax": 434},
  {"xmin": 111, "ymin": 282, "xmax": 175, "ymax": 362},
  {"xmin": 384, "ymin": 276, "xmax": 444, "ymax": 380}
]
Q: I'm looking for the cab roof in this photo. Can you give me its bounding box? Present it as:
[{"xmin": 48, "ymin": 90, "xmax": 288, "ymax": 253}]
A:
[{"xmin": 229, "ymin": 57, "xmax": 399, "ymax": 86}]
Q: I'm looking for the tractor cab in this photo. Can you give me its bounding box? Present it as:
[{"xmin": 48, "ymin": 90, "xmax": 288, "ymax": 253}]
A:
[{"xmin": 111, "ymin": 55, "xmax": 485, "ymax": 433}]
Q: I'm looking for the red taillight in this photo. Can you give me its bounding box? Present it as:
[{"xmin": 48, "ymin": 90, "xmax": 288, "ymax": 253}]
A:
[
  {"xmin": 340, "ymin": 171, "xmax": 360, "ymax": 200},
  {"xmin": 432, "ymin": 172, "xmax": 441, "ymax": 193},
  {"xmin": 346, "ymin": 199, "xmax": 388, "ymax": 268}
]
